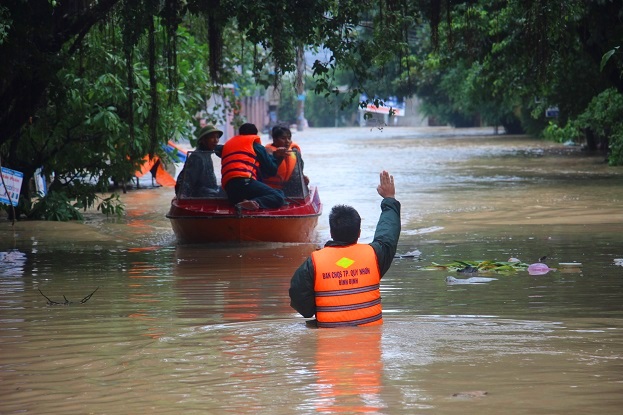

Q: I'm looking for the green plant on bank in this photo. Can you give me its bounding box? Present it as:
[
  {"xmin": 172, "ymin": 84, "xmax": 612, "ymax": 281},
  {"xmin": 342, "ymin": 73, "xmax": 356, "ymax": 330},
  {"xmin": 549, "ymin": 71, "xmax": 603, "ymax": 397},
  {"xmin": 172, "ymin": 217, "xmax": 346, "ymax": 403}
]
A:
[
  {"xmin": 18, "ymin": 187, "xmax": 125, "ymax": 221},
  {"xmin": 597, "ymin": 47, "xmax": 623, "ymax": 166},
  {"xmin": 540, "ymin": 87, "xmax": 623, "ymax": 166},
  {"xmin": 609, "ymin": 127, "xmax": 623, "ymax": 166},
  {"xmin": 542, "ymin": 121, "xmax": 580, "ymax": 143},
  {"xmin": 573, "ymin": 88, "xmax": 623, "ymax": 165},
  {"xmin": 423, "ymin": 259, "xmax": 530, "ymax": 274},
  {"xmin": 1, "ymin": 20, "xmax": 210, "ymax": 221},
  {"xmin": 97, "ymin": 194, "xmax": 125, "ymax": 217},
  {"xmin": 27, "ymin": 191, "xmax": 84, "ymax": 221}
]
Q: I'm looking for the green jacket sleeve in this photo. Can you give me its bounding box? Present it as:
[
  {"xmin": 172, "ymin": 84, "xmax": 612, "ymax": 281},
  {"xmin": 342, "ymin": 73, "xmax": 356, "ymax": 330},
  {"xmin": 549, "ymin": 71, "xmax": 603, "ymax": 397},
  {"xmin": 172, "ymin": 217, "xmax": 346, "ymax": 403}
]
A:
[
  {"xmin": 370, "ymin": 197, "xmax": 401, "ymax": 277},
  {"xmin": 253, "ymin": 142, "xmax": 283, "ymax": 178},
  {"xmin": 289, "ymin": 257, "xmax": 316, "ymax": 318}
]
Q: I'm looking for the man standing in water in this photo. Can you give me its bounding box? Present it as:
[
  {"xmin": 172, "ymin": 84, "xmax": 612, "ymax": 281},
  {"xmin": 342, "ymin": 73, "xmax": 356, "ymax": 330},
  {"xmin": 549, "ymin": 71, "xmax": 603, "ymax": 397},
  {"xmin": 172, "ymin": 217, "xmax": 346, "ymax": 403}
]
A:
[{"xmin": 289, "ymin": 171, "xmax": 401, "ymax": 327}]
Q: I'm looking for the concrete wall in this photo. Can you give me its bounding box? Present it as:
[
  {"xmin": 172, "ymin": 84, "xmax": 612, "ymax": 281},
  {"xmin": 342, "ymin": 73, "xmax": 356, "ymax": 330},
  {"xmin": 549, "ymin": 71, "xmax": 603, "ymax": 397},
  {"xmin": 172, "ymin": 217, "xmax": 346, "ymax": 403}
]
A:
[
  {"xmin": 396, "ymin": 96, "xmax": 429, "ymax": 127},
  {"xmin": 204, "ymin": 91, "xmax": 269, "ymax": 141}
]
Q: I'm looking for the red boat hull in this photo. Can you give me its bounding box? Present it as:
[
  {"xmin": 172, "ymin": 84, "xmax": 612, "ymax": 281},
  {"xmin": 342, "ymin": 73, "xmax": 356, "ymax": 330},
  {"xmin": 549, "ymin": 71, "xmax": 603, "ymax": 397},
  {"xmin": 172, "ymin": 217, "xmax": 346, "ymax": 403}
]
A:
[{"xmin": 167, "ymin": 186, "xmax": 322, "ymax": 243}]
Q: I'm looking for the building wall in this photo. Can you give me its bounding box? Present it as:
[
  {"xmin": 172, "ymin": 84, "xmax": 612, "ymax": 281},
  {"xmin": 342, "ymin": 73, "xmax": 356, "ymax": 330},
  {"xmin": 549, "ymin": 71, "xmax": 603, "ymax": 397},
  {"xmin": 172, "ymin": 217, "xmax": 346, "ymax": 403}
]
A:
[
  {"xmin": 396, "ymin": 96, "xmax": 429, "ymax": 127},
  {"xmin": 204, "ymin": 90, "xmax": 269, "ymax": 141}
]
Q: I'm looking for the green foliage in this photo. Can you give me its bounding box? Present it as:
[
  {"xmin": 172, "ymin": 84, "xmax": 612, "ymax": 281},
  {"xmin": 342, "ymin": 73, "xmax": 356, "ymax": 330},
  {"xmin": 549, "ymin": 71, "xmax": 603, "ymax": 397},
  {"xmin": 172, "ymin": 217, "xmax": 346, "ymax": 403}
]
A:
[
  {"xmin": 3, "ymin": 0, "xmax": 623, "ymax": 225},
  {"xmin": 304, "ymin": 75, "xmax": 359, "ymax": 127},
  {"xmin": 97, "ymin": 194, "xmax": 125, "ymax": 217},
  {"xmin": 423, "ymin": 259, "xmax": 530, "ymax": 275},
  {"xmin": 24, "ymin": 188, "xmax": 124, "ymax": 221},
  {"xmin": 5, "ymin": 18, "xmax": 210, "ymax": 220},
  {"xmin": 29, "ymin": 191, "xmax": 84, "ymax": 221},
  {"xmin": 600, "ymin": 46, "xmax": 620, "ymax": 72},
  {"xmin": 276, "ymin": 77, "xmax": 298, "ymax": 125},
  {"xmin": 608, "ymin": 127, "xmax": 623, "ymax": 166},
  {"xmin": 410, "ymin": 4, "xmax": 528, "ymax": 129},
  {"xmin": 574, "ymin": 88, "xmax": 623, "ymax": 165},
  {"xmin": 542, "ymin": 121, "xmax": 580, "ymax": 144},
  {"xmin": 0, "ymin": 5, "xmax": 10, "ymax": 45},
  {"xmin": 305, "ymin": 91, "xmax": 353, "ymax": 128},
  {"xmin": 407, "ymin": 1, "xmax": 622, "ymax": 137},
  {"xmin": 575, "ymin": 88, "xmax": 623, "ymax": 139}
]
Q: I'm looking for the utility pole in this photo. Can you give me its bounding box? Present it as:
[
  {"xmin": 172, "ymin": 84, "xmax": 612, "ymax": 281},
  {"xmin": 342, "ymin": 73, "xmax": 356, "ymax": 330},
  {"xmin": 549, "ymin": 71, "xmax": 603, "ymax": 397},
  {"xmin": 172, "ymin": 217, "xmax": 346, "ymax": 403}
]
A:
[{"xmin": 295, "ymin": 46, "xmax": 306, "ymax": 131}]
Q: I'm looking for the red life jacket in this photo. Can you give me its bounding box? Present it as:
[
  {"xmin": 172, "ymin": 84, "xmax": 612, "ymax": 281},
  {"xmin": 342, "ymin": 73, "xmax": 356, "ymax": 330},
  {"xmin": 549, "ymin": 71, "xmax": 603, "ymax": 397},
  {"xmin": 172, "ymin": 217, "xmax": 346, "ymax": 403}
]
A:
[
  {"xmin": 264, "ymin": 143, "xmax": 301, "ymax": 189},
  {"xmin": 220, "ymin": 134, "xmax": 261, "ymax": 188},
  {"xmin": 312, "ymin": 244, "xmax": 382, "ymax": 327}
]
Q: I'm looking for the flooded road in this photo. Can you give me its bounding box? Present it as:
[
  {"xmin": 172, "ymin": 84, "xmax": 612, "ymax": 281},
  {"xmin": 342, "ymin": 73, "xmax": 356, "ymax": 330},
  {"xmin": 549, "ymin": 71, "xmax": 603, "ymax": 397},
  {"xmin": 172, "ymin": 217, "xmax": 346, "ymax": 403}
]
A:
[{"xmin": 1, "ymin": 127, "xmax": 623, "ymax": 414}]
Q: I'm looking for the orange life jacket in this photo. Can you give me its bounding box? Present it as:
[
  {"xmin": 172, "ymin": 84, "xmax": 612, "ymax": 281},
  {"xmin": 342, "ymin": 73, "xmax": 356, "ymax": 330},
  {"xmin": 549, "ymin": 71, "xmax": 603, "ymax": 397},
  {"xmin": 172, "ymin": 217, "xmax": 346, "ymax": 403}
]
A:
[
  {"xmin": 312, "ymin": 244, "xmax": 382, "ymax": 327},
  {"xmin": 263, "ymin": 143, "xmax": 301, "ymax": 188},
  {"xmin": 220, "ymin": 134, "xmax": 261, "ymax": 188}
]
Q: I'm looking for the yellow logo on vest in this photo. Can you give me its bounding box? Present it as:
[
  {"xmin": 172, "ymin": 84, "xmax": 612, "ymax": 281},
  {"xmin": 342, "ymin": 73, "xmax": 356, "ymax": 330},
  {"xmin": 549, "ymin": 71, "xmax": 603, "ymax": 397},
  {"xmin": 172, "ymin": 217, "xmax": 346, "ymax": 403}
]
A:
[{"xmin": 335, "ymin": 257, "xmax": 355, "ymax": 269}]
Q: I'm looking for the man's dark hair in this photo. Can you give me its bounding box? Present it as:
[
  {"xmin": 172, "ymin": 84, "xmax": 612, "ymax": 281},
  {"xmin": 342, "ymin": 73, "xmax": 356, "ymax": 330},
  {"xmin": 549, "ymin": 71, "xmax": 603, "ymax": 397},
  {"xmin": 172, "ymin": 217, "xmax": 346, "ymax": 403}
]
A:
[
  {"xmin": 239, "ymin": 123, "xmax": 258, "ymax": 135},
  {"xmin": 271, "ymin": 124, "xmax": 291, "ymax": 140},
  {"xmin": 329, "ymin": 205, "xmax": 361, "ymax": 244}
]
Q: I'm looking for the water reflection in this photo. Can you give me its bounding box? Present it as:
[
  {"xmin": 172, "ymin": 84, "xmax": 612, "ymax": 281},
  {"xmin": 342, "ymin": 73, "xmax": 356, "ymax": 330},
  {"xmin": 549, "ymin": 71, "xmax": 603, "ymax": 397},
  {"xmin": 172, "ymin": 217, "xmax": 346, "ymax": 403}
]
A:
[
  {"xmin": 0, "ymin": 249, "xmax": 26, "ymax": 278},
  {"xmin": 172, "ymin": 244, "xmax": 316, "ymax": 322},
  {"xmin": 312, "ymin": 327, "xmax": 384, "ymax": 413}
]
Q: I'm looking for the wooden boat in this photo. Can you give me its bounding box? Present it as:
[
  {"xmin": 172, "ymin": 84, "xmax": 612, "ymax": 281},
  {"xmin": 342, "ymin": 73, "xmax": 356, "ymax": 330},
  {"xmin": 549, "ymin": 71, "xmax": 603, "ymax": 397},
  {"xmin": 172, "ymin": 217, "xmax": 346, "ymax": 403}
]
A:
[{"xmin": 167, "ymin": 153, "xmax": 322, "ymax": 243}]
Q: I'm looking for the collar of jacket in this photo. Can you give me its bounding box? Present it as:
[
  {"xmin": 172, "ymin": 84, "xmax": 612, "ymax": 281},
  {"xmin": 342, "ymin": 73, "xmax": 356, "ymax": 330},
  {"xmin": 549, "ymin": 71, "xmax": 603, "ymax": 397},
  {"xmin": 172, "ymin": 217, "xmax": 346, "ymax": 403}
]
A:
[{"xmin": 324, "ymin": 240, "xmax": 356, "ymax": 248}]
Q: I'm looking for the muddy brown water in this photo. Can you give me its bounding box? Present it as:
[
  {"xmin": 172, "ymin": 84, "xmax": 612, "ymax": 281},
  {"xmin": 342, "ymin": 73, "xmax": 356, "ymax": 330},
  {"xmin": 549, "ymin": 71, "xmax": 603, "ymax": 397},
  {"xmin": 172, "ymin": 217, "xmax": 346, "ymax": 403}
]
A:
[{"xmin": 1, "ymin": 127, "xmax": 622, "ymax": 414}]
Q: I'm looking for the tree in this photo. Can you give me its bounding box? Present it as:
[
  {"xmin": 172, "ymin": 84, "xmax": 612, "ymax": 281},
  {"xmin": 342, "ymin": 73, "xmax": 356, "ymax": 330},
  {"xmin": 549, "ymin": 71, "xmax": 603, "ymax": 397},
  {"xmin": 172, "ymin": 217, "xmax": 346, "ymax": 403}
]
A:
[
  {"xmin": 2, "ymin": 0, "xmax": 367, "ymax": 219},
  {"xmin": 6, "ymin": 20, "xmax": 212, "ymax": 220},
  {"xmin": 4, "ymin": 0, "xmax": 623, "ymax": 221},
  {"xmin": 1, "ymin": 0, "xmax": 121, "ymax": 149}
]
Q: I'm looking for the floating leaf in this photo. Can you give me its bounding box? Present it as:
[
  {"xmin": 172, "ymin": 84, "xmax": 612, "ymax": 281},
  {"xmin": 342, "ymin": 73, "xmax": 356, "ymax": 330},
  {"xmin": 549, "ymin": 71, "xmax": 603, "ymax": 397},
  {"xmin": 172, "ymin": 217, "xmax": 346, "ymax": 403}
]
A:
[{"xmin": 422, "ymin": 259, "xmax": 530, "ymax": 274}]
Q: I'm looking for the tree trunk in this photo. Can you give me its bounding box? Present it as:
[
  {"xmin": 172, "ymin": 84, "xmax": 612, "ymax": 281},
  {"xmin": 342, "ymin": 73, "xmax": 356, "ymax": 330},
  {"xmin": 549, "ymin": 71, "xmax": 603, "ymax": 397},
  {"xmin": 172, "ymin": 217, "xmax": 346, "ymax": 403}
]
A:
[{"xmin": 295, "ymin": 46, "xmax": 306, "ymax": 132}]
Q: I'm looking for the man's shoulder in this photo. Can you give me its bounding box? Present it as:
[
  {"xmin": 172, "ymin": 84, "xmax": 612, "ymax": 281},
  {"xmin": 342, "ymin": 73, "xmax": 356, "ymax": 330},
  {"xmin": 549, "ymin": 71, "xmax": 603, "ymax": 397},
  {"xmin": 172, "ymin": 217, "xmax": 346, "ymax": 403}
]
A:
[
  {"xmin": 224, "ymin": 134, "xmax": 261, "ymax": 149},
  {"xmin": 188, "ymin": 151, "xmax": 211, "ymax": 160}
]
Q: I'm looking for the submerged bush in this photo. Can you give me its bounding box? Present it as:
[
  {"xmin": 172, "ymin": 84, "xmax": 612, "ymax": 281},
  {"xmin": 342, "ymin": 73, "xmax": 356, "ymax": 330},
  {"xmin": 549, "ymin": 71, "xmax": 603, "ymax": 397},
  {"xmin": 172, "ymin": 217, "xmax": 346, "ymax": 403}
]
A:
[
  {"xmin": 542, "ymin": 121, "xmax": 580, "ymax": 144},
  {"xmin": 573, "ymin": 88, "xmax": 623, "ymax": 164},
  {"xmin": 608, "ymin": 125, "xmax": 623, "ymax": 166},
  {"xmin": 29, "ymin": 191, "xmax": 84, "ymax": 221}
]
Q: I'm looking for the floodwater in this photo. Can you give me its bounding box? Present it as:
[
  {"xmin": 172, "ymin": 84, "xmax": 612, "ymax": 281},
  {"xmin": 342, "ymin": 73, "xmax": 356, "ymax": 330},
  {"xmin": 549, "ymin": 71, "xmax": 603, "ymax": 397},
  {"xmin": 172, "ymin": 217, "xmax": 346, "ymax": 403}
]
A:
[{"xmin": 1, "ymin": 126, "xmax": 622, "ymax": 414}]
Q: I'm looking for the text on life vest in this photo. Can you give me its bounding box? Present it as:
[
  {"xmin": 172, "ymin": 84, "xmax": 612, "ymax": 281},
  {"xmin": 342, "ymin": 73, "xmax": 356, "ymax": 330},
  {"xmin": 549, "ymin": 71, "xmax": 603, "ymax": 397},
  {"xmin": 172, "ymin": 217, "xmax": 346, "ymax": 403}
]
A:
[{"xmin": 321, "ymin": 267, "xmax": 371, "ymax": 285}]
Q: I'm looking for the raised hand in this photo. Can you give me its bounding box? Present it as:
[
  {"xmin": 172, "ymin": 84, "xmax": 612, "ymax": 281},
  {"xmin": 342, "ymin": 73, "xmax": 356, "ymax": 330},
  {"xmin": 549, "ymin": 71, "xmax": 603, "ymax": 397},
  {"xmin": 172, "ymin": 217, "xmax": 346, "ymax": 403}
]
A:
[{"xmin": 376, "ymin": 170, "xmax": 395, "ymax": 199}]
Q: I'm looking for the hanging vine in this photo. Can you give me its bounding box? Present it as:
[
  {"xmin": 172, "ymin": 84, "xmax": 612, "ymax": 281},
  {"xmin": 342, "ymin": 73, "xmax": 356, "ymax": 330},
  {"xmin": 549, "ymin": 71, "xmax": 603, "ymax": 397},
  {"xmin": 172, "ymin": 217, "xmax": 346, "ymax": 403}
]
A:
[
  {"xmin": 162, "ymin": 0, "xmax": 183, "ymax": 102},
  {"xmin": 121, "ymin": 0, "xmax": 145, "ymax": 153},
  {"xmin": 207, "ymin": 10, "xmax": 224, "ymax": 83}
]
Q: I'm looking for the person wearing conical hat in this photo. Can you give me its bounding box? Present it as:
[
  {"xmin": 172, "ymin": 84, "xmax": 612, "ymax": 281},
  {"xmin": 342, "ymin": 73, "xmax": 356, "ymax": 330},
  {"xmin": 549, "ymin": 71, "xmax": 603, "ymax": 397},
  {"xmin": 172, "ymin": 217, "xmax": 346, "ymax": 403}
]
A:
[{"xmin": 175, "ymin": 124, "xmax": 224, "ymax": 198}]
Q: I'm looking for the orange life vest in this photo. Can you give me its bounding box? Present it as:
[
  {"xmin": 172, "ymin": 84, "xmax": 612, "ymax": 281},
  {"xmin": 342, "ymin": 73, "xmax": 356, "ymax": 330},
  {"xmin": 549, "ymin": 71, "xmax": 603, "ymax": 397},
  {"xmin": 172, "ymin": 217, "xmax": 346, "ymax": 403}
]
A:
[
  {"xmin": 220, "ymin": 134, "xmax": 261, "ymax": 188},
  {"xmin": 312, "ymin": 244, "xmax": 382, "ymax": 327},
  {"xmin": 263, "ymin": 143, "xmax": 301, "ymax": 189}
]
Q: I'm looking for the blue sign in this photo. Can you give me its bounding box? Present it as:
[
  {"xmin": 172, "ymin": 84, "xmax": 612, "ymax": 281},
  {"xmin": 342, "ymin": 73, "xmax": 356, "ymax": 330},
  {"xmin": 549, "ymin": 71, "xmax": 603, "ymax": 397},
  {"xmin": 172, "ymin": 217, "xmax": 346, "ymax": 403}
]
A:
[
  {"xmin": 545, "ymin": 106, "xmax": 559, "ymax": 118},
  {"xmin": 0, "ymin": 167, "xmax": 24, "ymax": 207}
]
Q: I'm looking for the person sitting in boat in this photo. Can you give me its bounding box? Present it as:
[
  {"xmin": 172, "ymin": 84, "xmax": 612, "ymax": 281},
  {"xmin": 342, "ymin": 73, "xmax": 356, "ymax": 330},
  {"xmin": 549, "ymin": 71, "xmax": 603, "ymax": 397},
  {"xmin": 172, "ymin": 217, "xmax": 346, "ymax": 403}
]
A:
[
  {"xmin": 263, "ymin": 124, "xmax": 310, "ymax": 193},
  {"xmin": 175, "ymin": 124, "xmax": 224, "ymax": 199},
  {"xmin": 220, "ymin": 123, "xmax": 287, "ymax": 210}
]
